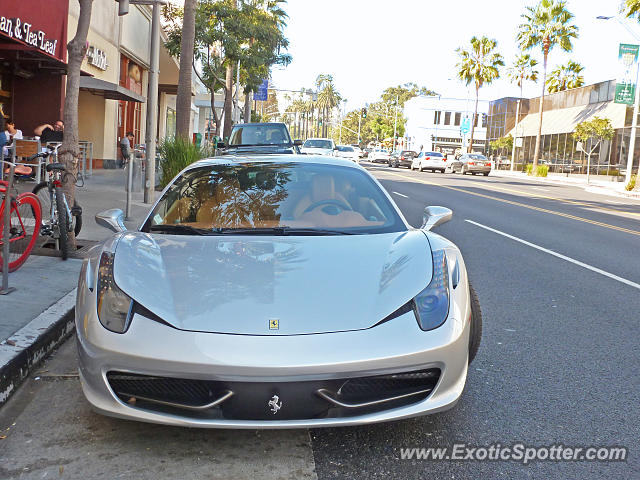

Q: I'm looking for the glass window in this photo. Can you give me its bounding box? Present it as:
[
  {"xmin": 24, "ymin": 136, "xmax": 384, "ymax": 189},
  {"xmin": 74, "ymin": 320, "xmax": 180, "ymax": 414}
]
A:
[
  {"xmin": 231, "ymin": 124, "xmax": 292, "ymax": 146},
  {"xmin": 144, "ymin": 163, "xmax": 406, "ymax": 234},
  {"xmin": 302, "ymin": 139, "xmax": 332, "ymax": 149},
  {"xmin": 454, "ymin": 112, "xmax": 461, "ymax": 126},
  {"xmin": 444, "ymin": 112, "xmax": 451, "ymax": 125},
  {"xmin": 434, "ymin": 111, "xmax": 441, "ymax": 124}
]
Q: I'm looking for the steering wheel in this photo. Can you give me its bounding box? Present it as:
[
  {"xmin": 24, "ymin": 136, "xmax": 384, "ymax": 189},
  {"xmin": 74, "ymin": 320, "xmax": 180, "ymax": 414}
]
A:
[{"xmin": 303, "ymin": 199, "xmax": 352, "ymax": 215}]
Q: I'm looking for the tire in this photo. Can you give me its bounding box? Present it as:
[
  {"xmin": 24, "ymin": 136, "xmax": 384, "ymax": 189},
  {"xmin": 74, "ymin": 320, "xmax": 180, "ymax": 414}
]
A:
[
  {"xmin": 34, "ymin": 182, "xmax": 82, "ymax": 237},
  {"xmin": 483, "ymin": 172, "xmax": 489, "ymax": 176},
  {"xmin": 0, "ymin": 193, "xmax": 41, "ymax": 272},
  {"xmin": 55, "ymin": 189, "xmax": 70, "ymax": 261},
  {"xmin": 468, "ymin": 283, "xmax": 482, "ymax": 364}
]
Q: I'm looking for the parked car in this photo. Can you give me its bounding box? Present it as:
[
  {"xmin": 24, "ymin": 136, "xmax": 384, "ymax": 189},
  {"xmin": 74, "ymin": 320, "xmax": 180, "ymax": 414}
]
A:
[
  {"xmin": 300, "ymin": 138, "xmax": 336, "ymax": 156},
  {"xmin": 451, "ymin": 153, "xmax": 491, "ymax": 175},
  {"xmin": 78, "ymin": 155, "xmax": 482, "ymax": 428},
  {"xmin": 369, "ymin": 148, "xmax": 391, "ymax": 163},
  {"xmin": 389, "ymin": 150, "xmax": 418, "ymax": 168},
  {"xmin": 221, "ymin": 122, "xmax": 302, "ymax": 155},
  {"xmin": 335, "ymin": 145, "xmax": 359, "ymax": 162},
  {"xmin": 411, "ymin": 151, "xmax": 448, "ymax": 172},
  {"xmin": 351, "ymin": 145, "xmax": 365, "ymax": 158}
]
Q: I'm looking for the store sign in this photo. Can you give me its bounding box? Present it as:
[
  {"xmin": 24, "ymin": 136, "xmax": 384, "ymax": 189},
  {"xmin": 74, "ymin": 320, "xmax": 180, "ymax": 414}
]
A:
[
  {"xmin": 0, "ymin": 15, "xmax": 59, "ymax": 58},
  {"xmin": 86, "ymin": 45, "xmax": 108, "ymax": 71},
  {"xmin": 614, "ymin": 43, "xmax": 640, "ymax": 105}
]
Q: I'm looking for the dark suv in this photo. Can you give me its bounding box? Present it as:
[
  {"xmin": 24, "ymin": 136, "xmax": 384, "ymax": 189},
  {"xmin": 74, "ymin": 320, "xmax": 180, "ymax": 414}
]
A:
[
  {"xmin": 389, "ymin": 150, "xmax": 418, "ymax": 168},
  {"xmin": 220, "ymin": 123, "xmax": 302, "ymax": 155}
]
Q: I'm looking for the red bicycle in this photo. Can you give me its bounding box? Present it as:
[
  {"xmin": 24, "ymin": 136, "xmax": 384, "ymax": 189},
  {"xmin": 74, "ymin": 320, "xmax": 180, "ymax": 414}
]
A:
[{"xmin": 0, "ymin": 162, "xmax": 42, "ymax": 272}]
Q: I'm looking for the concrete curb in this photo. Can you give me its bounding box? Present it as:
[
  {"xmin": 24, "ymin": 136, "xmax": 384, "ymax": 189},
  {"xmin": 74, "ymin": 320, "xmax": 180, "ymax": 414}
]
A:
[{"xmin": 0, "ymin": 288, "xmax": 77, "ymax": 407}]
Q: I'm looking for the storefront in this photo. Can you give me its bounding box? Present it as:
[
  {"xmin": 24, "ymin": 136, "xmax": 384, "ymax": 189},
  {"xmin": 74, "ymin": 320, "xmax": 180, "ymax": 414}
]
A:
[{"xmin": 0, "ymin": 0, "xmax": 68, "ymax": 135}]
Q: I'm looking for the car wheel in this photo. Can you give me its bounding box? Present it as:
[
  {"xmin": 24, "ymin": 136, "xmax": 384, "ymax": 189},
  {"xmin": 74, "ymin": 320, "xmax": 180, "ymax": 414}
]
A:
[
  {"xmin": 483, "ymin": 172, "xmax": 489, "ymax": 176},
  {"xmin": 468, "ymin": 283, "xmax": 482, "ymax": 365}
]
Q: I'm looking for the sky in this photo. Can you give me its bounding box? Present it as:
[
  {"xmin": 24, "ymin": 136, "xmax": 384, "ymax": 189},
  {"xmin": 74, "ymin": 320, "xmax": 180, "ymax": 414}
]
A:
[{"xmin": 270, "ymin": 0, "xmax": 640, "ymax": 112}]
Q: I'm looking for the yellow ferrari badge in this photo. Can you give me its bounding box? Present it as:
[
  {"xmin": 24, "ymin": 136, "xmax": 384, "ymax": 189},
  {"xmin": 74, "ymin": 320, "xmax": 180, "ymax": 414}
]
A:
[{"xmin": 269, "ymin": 318, "xmax": 279, "ymax": 330}]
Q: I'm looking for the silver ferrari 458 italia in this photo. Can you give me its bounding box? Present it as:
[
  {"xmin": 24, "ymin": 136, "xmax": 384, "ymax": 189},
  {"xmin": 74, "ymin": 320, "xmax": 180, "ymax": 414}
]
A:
[{"xmin": 76, "ymin": 154, "xmax": 482, "ymax": 428}]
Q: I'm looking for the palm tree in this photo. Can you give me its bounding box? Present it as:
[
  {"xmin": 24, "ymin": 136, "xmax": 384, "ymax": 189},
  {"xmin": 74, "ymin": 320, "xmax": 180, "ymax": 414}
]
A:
[
  {"xmin": 317, "ymin": 78, "xmax": 342, "ymax": 137},
  {"xmin": 176, "ymin": 0, "xmax": 197, "ymax": 138},
  {"xmin": 507, "ymin": 53, "xmax": 538, "ymax": 170},
  {"xmin": 517, "ymin": 0, "xmax": 578, "ymax": 169},
  {"xmin": 546, "ymin": 60, "xmax": 584, "ymax": 93},
  {"xmin": 456, "ymin": 36, "xmax": 504, "ymax": 153},
  {"xmin": 623, "ymin": 0, "xmax": 640, "ymax": 18}
]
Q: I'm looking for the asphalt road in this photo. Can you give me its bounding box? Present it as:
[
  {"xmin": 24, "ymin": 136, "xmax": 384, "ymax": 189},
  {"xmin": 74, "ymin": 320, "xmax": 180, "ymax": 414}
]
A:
[{"xmin": 1, "ymin": 164, "xmax": 639, "ymax": 479}]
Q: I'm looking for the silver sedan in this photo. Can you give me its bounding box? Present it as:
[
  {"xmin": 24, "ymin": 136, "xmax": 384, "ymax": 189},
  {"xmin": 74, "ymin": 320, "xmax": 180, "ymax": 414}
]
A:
[
  {"xmin": 76, "ymin": 155, "xmax": 482, "ymax": 428},
  {"xmin": 451, "ymin": 153, "xmax": 492, "ymax": 176}
]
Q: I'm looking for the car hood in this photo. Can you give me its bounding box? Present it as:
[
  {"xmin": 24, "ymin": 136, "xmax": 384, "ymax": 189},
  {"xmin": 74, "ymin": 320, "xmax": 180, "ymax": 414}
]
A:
[{"xmin": 113, "ymin": 231, "xmax": 432, "ymax": 335}]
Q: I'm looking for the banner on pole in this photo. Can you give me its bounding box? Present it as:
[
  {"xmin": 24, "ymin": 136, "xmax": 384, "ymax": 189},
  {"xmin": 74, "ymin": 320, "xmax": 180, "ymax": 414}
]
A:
[
  {"xmin": 253, "ymin": 79, "xmax": 269, "ymax": 101},
  {"xmin": 614, "ymin": 43, "xmax": 639, "ymax": 105}
]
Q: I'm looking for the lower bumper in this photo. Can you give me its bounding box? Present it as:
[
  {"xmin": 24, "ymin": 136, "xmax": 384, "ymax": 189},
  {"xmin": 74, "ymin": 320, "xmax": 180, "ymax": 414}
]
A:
[{"xmin": 76, "ymin": 283, "xmax": 471, "ymax": 428}]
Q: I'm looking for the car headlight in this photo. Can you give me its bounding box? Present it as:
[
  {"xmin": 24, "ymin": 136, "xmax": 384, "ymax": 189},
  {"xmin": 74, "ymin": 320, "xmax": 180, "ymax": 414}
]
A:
[
  {"xmin": 97, "ymin": 252, "xmax": 133, "ymax": 333},
  {"xmin": 413, "ymin": 249, "xmax": 450, "ymax": 331}
]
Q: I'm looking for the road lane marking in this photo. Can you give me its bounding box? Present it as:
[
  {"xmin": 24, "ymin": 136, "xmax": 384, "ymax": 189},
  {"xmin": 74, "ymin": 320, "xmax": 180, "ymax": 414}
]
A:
[
  {"xmin": 377, "ymin": 168, "xmax": 640, "ymax": 218},
  {"xmin": 377, "ymin": 170, "xmax": 640, "ymax": 236},
  {"xmin": 465, "ymin": 219, "xmax": 640, "ymax": 291},
  {"xmin": 392, "ymin": 191, "xmax": 409, "ymax": 198}
]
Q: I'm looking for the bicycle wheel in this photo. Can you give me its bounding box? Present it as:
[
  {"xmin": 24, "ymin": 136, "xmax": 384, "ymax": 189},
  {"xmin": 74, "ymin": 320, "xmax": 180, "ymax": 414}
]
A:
[
  {"xmin": 55, "ymin": 189, "xmax": 70, "ymax": 260},
  {"xmin": 0, "ymin": 193, "xmax": 42, "ymax": 272},
  {"xmin": 34, "ymin": 182, "xmax": 82, "ymax": 237}
]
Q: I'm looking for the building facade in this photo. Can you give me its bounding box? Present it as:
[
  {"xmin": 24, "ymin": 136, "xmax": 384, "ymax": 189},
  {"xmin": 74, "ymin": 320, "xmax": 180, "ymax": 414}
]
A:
[
  {"xmin": 404, "ymin": 96, "xmax": 489, "ymax": 155},
  {"xmin": 1, "ymin": 0, "xmax": 194, "ymax": 169},
  {"xmin": 487, "ymin": 80, "xmax": 638, "ymax": 175}
]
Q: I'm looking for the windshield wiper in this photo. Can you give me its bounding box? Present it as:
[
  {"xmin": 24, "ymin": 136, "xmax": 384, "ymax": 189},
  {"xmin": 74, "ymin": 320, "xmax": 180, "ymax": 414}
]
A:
[
  {"xmin": 149, "ymin": 224, "xmax": 208, "ymax": 235},
  {"xmin": 213, "ymin": 227, "xmax": 354, "ymax": 236}
]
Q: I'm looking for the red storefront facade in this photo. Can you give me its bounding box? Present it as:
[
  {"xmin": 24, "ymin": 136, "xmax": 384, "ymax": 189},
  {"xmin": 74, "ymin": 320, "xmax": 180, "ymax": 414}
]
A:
[{"xmin": 0, "ymin": 0, "xmax": 68, "ymax": 135}]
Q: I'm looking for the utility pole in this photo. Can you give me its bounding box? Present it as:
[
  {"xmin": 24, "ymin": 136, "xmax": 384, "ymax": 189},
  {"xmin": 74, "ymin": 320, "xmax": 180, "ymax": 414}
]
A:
[
  {"xmin": 392, "ymin": 95, "xmax": 399, "ymax": 152},
  {"xmin": 144, "ymin": 2, "xmax": 161, "ymax": 203},
  {"xmin": 357, "ymin": 110, "xmax": 362, "ymax": 144}
]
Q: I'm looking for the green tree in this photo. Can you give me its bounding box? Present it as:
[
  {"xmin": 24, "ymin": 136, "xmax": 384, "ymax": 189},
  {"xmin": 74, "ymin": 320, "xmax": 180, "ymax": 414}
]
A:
[
  {"xmin": 456, "ymin": 36, "xmax": 504, "ymax": 152},
  {"xmin": 490, "ymin": 135, "xmax": 513, "ymax": 155},
  {"xmin": 546, "ymin": 60, "xmax": 584, "ymax": 93},
  {"xmin": 316, "ymin": 75, "xmax": 342, "ymax": 137},
  {"xmin": 507, "ymin": 53, "xmax": 538, "ymax": 169},
  {"xmin": 517, "ymin": 0, "xmax": 578, "ymax": 169},
  {"xmin": 381, "ymin": 83, "xmax": 437, "ymax": 107},
  {"xmin": 623, "ymin": 0, "xmax": 640, "ymax": 18},
  {"xmin": 164, "ymin": 0, "xmax": 290, "ymax": 137},
  {"xmin": 573, "ymin": 116, "xmax": 614, "ymax": 182}
]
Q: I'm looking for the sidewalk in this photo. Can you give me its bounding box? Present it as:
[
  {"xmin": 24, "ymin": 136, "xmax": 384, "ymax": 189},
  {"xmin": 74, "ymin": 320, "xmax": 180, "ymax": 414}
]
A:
[
  {"xmin": 0, "ymin": 169, "xmax": 152, "ymax": 407},
  {"xmin": 490, "ymin": 169, "xmax": 640, "ymax": 200}
]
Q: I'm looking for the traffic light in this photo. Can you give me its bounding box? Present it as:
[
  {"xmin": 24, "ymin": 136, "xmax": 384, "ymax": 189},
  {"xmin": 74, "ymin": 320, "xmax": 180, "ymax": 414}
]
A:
[
  {"xmin": 361, "ymin": 107, "xmax": 367, "ymax": 119},
  {"xmin": 481, "ymin": 113, "xmax": 487, "ymax": 128}
]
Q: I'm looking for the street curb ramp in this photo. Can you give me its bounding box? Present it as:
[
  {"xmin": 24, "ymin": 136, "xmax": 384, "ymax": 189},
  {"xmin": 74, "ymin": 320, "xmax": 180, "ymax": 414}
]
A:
[{"xmin": 0, "ymin": 289, "xmax": 77, "ymax": 408}]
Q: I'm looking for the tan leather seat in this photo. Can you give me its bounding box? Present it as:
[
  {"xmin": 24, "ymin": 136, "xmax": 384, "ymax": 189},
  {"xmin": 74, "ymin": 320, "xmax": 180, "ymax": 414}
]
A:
[{"xmin": 293, "ymin": 174, "xmax": 350, "ymax": 218}]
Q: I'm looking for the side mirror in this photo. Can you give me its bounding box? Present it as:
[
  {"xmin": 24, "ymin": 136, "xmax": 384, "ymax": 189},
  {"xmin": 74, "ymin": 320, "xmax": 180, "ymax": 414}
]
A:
[
  {"xmin": 96, "ymin": 209, "xmax": 127, "ymax": 233},
  {"xmin": 421, "ymin": 206, "xmax": 452, "ymax": 231},
  {"xmin": 216, "ymin": 141, "xmax": 226, "ymax": 149},
  {"xmin": 293, "ymin": 139, "xmax": 303, "ymax": 146}
]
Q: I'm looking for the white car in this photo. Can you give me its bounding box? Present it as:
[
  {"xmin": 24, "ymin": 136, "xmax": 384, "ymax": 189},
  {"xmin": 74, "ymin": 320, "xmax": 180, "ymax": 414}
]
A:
[
  {"xmin": 335, "ymin": 145, "xmax": 359, "ymax": 162},
  {"xmin": 411, "ymin": 151, "xmax": 449, "ymax": 173},
  {"xmin": 351, "ymin": 145, "xmax": 365, "ymax": 158},
  {"xmin": 301, "ymin": 138, "xmax": 336, "ymax": 156},
  {"xmin": 369, "ymin": 148, "xmax": 391, "ymax": 163}
]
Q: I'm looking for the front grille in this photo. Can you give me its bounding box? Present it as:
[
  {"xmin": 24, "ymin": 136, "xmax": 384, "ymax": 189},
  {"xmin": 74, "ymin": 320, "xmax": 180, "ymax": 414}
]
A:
[
  {"xmin": 106, "ymin": 368, "xmax": 441, "ymax": 420},
  {"xmin": 106, "ymin": 372, "xmax": 227, "ymax": 408}
]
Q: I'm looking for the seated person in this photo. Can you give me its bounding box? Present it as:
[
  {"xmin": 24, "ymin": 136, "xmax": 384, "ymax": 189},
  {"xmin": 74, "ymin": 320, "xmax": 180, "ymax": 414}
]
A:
[{"xmin": 35, "ymin": 120, "xmax": 64, "ymax": 145}]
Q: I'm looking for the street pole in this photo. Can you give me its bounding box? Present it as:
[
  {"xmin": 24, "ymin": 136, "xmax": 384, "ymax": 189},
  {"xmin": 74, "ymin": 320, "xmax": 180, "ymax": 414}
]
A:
[
  {"xmin": 1, "ymin": 162, "xmax": 16, "ymax": 295},
  {"xmin": 357, "ymin": 110, "xmax": 362, "ymax": 144},
  {"xmin": 625, "ymin": 57, "xmax": 640, "ymax": 186},
  {"xmin": 143, "ymin": 1, "xmax": 161, "ymax": 204},
  {"xmin": 393, "ymin": 95, "xmax": 398, "ymax": 152}
]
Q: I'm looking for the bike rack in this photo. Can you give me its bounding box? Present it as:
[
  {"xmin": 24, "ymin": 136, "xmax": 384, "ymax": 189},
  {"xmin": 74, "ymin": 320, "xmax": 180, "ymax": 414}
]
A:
[{"xmin": 1, "ymin": 160, "xmax": 16, "ymax": 294}]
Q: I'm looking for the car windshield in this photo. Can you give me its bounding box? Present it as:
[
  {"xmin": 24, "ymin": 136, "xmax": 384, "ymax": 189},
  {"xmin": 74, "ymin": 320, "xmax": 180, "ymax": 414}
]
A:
[
  {"xmin": 338, "ymin": 146, "xmax": 354, "ymax": 152},
  {"xmin": 143, "ymin": 163, "xmax": 406, "ymax": 235},
  {"xmin": 304, "ymin": 139, "xmax": 333, "ymax": 149},
  {"xmin": 426, "ymin": 152, "xmax": 443, "ymax": 157},
  {"xmin": 468, "ymin": 154, "xmax": 487, "ymax": 160},
  {"xmin": 228, "ymin": 124, "xmax": 291, "ymax": 146}
]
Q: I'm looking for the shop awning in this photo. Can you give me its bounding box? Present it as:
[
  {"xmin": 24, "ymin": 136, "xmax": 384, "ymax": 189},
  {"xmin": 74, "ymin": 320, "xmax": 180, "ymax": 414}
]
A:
[
  {"xmin": 79, "ymin": 77, "xmax": 145, "ymax": 103},
  {"xmin": 507, "ymin": 101, "xmax": 628, "ymax": 137}
]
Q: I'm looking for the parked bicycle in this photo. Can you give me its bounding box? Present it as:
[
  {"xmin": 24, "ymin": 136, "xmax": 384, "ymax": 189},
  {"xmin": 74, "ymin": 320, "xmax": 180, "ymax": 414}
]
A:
[
  {"xmin": 30, "ymin": 147, "xmax": 82, "ymax": 260},
  {"xmin": 0, "ymin": 161, "xmax": 42, "ymax": 272}
]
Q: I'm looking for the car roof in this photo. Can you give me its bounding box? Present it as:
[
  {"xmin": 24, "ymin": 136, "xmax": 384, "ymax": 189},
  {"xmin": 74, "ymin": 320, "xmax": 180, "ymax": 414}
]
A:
[
  {"xmin": 190, "ymin": 154, "xmax": 362, "ymax": 170},
  {"xmin": 231, "ymin": 122, "xmax": 288, "ymax": 128}
]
